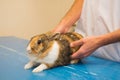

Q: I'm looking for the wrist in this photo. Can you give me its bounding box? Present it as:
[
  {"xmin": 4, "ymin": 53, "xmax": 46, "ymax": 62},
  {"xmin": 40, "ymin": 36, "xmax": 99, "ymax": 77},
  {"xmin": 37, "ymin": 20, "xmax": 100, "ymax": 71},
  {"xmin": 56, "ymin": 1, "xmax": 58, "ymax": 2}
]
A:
[
  {"xmin": 97, "ymin": 34, "xmax": 114, "ymax": 47},
  {"xmin": 97, "ymin": 35, "xmax": 107, "ymax": 47},
  {"xmin": 95, "ymin": 35, "xmax": 109, "ymax": 48}
]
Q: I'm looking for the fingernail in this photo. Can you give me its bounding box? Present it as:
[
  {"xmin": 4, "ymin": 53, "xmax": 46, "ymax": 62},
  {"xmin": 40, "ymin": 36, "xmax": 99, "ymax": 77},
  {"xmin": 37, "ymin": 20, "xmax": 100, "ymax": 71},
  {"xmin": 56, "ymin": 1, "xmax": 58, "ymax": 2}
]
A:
[{"xmin": 70, "ymin": 43, "xmax": 73, "ymax": 47}]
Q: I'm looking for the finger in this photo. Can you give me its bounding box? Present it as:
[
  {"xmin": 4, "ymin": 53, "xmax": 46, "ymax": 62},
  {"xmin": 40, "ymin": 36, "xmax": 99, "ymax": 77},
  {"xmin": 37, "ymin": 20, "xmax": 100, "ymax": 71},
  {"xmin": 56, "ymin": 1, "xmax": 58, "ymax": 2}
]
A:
[
  {"xmin": 52, "ymin": 28, "xmax": 62, "ymax": 33},
  {"xmin": 70, "ymin": 49, "xmax": 83, "ymax": 59},
  {"xmin": 83, "ymin": 51, "xmax": 92, "ymax": 58},
  {"xmin": 52, "ymin": 29, "xmax": 61, "ymax": 33},
  {"xmin": 70, "ymin": 39, "xmax": 83, "ymax": 47},
  {"xmin": 71, "ymin": 52, "xmax": 89, "ymax": 60}
]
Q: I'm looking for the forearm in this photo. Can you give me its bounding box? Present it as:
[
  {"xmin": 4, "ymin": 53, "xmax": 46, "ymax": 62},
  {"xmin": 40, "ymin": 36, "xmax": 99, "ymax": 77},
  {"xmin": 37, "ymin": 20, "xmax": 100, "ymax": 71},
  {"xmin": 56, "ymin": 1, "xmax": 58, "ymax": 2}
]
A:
[
  {"xmin": 98, "ymin": 29, "xmax": 120, "ymax": 46},
  {"xmin": 58, "ymin": 0, "xmax": 84, "ymax": 28}
]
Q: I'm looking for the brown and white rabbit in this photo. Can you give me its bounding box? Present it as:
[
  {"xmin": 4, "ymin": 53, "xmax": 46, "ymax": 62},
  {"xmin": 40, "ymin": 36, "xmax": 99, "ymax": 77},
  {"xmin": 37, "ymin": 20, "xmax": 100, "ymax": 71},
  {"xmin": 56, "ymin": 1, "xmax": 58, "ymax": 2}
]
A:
[{"xmin": 24, "ymin": 32, "xmax": 83, "ymax": 72}]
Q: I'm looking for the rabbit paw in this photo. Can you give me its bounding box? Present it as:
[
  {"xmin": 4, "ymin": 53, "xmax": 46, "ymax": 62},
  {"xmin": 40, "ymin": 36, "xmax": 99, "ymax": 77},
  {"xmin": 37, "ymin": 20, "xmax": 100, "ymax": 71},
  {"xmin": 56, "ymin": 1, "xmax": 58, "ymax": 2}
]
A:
[
  {"xmin": 32, "ymin": 64, "xmax": 48, "ymax": 73},
  {"xmin": 24, "ymin": 61, "xmax": 34, "ymax": 70}
]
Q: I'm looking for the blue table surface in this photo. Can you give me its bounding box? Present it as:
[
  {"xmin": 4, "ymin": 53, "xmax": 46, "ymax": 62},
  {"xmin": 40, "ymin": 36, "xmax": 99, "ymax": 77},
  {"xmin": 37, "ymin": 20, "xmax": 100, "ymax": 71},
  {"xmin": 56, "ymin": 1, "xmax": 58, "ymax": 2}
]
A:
[{"xmin": 0, "ymin": 36, "xmax": 120, "ymax": 80}]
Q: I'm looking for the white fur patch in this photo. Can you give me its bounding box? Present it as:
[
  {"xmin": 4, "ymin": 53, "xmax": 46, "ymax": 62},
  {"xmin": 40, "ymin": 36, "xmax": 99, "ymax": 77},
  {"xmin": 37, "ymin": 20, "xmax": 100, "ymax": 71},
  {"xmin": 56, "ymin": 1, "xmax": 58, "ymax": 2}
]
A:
[
  {"xmin": 27, "ymin": 44, "xmax": 31, "ymax": 51},
  {"xmin": 24, "ymin": 61, "xmax": 34, "ymax": 70},
  {"xmin": 32, "ymin": 64, "xmax": 48, "ymax": 72},
  {"xmin": 38, "ymin": 41, "xmax": 59, "ymax": 64}
]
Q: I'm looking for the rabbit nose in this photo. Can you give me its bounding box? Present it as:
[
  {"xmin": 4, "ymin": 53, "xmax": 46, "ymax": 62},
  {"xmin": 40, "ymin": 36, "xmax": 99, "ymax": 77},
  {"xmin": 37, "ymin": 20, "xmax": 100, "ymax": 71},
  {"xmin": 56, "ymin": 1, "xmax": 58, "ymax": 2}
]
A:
[{"xmin": 27, "ymin": 50, "xmax": 32, "ymax": 54}]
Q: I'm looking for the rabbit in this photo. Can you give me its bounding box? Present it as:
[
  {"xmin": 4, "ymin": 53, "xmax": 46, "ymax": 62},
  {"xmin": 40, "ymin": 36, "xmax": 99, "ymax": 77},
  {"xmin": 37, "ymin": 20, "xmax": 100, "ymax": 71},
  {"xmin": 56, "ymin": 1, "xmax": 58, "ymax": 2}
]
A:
[{"xmin": 24, "ymin": 32, "xmax": 83, "ymax": 72}]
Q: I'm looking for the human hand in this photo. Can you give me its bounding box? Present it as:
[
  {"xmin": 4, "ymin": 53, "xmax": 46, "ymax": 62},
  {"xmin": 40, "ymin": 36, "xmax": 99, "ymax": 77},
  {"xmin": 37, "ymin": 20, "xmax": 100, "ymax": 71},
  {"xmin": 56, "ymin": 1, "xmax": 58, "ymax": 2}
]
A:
[
  {"xmin": 52, "ymin": 25, "xmax": 70, "ymax": 33},
  {"xmin": 52, "ymin": 24, "xmax": 71, "ymax": 33},
  {"xmin": 70, "ymin": 36, "xmax": 102, "ymax": 59}
]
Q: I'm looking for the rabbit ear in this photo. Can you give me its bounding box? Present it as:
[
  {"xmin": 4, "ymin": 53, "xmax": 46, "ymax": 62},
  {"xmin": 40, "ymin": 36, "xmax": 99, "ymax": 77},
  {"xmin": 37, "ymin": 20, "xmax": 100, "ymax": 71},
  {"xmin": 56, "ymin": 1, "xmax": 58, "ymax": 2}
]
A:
[
  {"xmin": 45, "ymin": 31, "xmax": 53, "ymax": 36},
  {"xmin": 49, "ymin": 33, "xmax": 62, "ymax": 41}
]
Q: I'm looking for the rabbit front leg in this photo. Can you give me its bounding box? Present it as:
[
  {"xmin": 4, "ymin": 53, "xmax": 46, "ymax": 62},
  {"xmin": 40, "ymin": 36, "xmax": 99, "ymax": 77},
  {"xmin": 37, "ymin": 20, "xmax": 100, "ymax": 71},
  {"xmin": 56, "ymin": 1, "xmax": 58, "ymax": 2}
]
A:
[
  {"xmin": 24, "ymin": 61, "xmax": 36, "ymax": 70},
  {"xmin": 32, "ymin": 63, "xmax": 48, "ymax": 73}
]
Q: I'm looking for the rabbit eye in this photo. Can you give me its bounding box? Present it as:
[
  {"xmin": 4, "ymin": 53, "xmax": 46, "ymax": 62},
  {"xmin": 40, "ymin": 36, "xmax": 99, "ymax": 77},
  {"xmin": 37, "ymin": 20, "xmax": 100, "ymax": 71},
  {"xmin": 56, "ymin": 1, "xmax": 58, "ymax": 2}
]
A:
[{"xmin": 37, "ymin": 40, "xmax": 42, "ymax": 44}]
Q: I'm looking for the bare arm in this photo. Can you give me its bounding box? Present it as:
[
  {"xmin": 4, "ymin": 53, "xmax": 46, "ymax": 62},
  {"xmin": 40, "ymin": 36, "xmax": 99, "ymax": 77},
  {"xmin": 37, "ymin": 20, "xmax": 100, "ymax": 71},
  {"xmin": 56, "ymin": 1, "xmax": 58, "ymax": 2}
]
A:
[
  {"xmin": 53, "ymin": 0, "xmax": 84, "ymax": 33},
  {"xmin": 99, "ymin": 29, "xmax": 120, "ymax": 46},
  {"xmin": 71, "ymin": 29, "xmax": 120, "ymax": 59}
]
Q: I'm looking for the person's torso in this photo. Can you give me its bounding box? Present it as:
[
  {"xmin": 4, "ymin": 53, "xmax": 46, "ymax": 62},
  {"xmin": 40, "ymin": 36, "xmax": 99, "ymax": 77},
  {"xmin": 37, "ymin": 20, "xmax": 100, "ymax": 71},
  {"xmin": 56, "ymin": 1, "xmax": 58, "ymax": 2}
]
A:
[{"xmin": 75, "ymin": 0, "xmax": 120, "ymax": 62}]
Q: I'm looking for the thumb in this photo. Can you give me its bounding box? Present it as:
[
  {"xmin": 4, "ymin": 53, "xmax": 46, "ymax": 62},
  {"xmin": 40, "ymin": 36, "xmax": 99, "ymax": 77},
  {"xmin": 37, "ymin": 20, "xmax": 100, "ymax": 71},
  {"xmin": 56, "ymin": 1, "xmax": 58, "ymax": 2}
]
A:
[
  {"xmin": 71, "ymin": 52, "xmax": 80, "ymax": 59},
  {"xmin": 70, "ymin": 39, "xmax": 83, "ymax": 47},
  {"xmin": 70, "ymin": 49, "xmax": 83, "ymax": 59}
]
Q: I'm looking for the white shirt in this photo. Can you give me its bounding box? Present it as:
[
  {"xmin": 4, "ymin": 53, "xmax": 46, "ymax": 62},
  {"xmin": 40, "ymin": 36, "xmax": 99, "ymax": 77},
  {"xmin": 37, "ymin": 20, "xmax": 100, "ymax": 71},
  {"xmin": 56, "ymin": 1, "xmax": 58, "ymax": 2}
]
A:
[{"xmin": 75, "ymin": 0, "xmax": 120, "ymax": 62}]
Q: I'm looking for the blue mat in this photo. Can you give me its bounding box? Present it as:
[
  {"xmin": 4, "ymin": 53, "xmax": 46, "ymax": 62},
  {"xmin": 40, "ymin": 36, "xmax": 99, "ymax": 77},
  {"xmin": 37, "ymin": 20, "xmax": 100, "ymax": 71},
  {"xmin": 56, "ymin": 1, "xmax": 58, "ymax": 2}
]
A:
[{"xmin": 0, "ymin": 36, "xmax": 120, "ymax": 80}]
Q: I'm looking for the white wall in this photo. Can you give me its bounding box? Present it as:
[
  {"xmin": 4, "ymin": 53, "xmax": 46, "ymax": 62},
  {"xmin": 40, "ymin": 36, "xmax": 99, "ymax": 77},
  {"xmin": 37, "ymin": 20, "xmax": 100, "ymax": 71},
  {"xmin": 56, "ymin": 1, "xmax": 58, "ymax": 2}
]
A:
[{"xmin": 0, "ymin": 0, "xmax": 74, "ymax": 39}]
